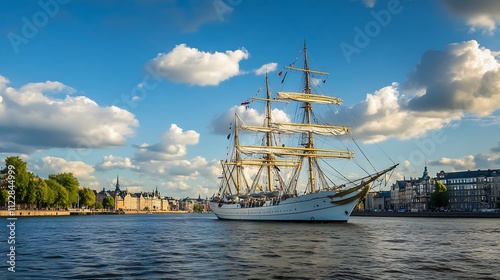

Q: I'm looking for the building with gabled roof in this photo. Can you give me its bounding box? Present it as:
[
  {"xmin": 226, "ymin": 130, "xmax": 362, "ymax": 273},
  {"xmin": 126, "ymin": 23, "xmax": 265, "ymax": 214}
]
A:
[{"xmin": 390, "ymin": 166, "xmax": 434, "ymax": 211}]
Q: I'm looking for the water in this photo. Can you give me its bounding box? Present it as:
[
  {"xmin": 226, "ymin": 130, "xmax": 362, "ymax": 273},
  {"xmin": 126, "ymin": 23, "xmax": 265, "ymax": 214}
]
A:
[{"xmin": 2, "ymin": 214, "xmax": 499, "ymax": 279}]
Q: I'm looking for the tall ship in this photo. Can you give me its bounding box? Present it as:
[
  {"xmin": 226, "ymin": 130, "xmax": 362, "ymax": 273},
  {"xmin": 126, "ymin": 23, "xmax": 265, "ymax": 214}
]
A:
[{"xmin": 209, "ymin": 42, "xmax": 398, "ymax": 222}]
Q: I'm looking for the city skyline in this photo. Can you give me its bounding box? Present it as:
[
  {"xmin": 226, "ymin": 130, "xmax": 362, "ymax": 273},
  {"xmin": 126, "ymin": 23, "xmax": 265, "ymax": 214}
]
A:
[{"xmin": 1, "ymin": 0, "xmax": 500, "ymax": 198}]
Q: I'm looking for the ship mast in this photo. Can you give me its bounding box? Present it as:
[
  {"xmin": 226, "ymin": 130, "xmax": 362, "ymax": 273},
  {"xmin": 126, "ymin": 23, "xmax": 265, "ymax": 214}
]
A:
[
  {"xmin": 303, "ymin": 41, "xmax": 316, "ymax": 193},
  {"xmin": 265, "ymin": 73, "xmax": 273, "ymax": 192},
  {"xmin": 234, "ymin": 115, "xmax": 241, "ymax": 194}
]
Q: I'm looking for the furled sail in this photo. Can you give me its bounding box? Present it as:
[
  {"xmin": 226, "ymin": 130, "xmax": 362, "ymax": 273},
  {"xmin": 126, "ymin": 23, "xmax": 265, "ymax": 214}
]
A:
[
  {"xmin": 276, "ymin": 92, "xmax": 342, "ymax": 105},
  {"xmin": 237, "ymin": 145, "xmax": 353, "ymax": 158},
  {"xmin": 242, "ymin": 123, "xmax": 349, "ymax": 135}
]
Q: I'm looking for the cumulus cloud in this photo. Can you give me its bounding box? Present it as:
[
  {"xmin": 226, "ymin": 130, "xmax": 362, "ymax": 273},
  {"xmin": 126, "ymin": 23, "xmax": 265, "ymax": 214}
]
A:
[
  {"xmin": 209, "ymin": 105, "xmax": 290, "ymax": 135},
  {"xmin": 138, "ymin": 156, "xmax": 219, "ymax": 178},
  {"xmin": 134, "ymin": 124, "xmax": 200, "ymax": 161},
  {"xmin": 337, "ymin": 40, "xmax": 500, "ymax": 143},
  {"xmin": 96, "ymin": 155, "xmax": 139, "ymax": 171},
  {"xmin": 33, "ymin": 156, "xmax": 99, "ymax": 188},
  {"xmin": 405, "ymin": 40, "xmax": 500, "ymax": 115},
  {"xmin": 337, "ymin": 83, "xmax": 461, "ymax": 143},
  {"xmin": 148, "ymin": 44, "xmax": 249, "ymax": 86},
  {"xmin": 0, "ymin": 76, "xmax": 139, "ymax": 154},
  {"xmin": 429, "ymin": 142, "xmax": 500, "ymax": 171},
  {"xmin": 136, "ymin": 155, "xmax": 221, "ymax": 198},
  {"xmin": 429, "ymin": 155, "xmax": 476, "ymax": 171},
  {"xmin": 255, "ymin": 63, "xmax": 278, "ymax": 75},
  {"xmin": 443, "ymin": 0, "xmax": 500, "ymax": 34}
]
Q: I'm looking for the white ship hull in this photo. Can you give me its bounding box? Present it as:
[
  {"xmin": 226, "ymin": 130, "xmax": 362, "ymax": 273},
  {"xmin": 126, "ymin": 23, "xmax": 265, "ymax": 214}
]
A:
[{"xmin": 209, "ymin": 185, "xmax": 368, "ymax": 222}]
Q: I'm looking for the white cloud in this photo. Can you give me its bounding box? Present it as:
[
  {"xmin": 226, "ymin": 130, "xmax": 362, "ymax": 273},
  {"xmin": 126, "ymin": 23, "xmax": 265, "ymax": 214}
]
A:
[
  {"xmin": 0, "ymin": 76, "xmax": 139, "ymax": 154},
  {"xmin": 134, "ymin": 124, "xmax": 200, "ymax": 161},
  {"xmin": 209, "ymin": 105, "xmax": 290, "ymax": 135},
  {"xmin": 147, "ymin": 44, "xmax": 249, "ymax": 86},
  {"xmin": 96, "ymin": 155, "xmax": 139, "ymax": 170},
  {"xmin": 164, "ymin": 180, "xmax": 213, "ymax": 198},
  {"xmin": 405, "ymin": 40, "xmax": 500, "ymax": 115},
  {"xmin": 255, "ymin": 62, "xmax": 278, "ymax": 75},
  {"xmin": 139, "ymin": 155, "xmax": 219, "ymax": 178},
  {"xmin": 429, "ymin": 142, "xmax": 500, "ymax": 171},
  {"xmin": 134, "ymin": 155, "xmax": 221, "ymax": 198},
  {"xmin": 337, "ymin": 83, "xmax": 461, "ymax": 143},
  {"xmin": 467, "ymin": 15, "xmax": 498, "ymax": 34},
  {"xmin": 443, "ymin": 0, "xmax": 500, "ymax": 34},
  {"xmin": 337, "ymin": 40, "xmax": 500, "ymax": 143},
  {"xmin": 430, "ymin": 155, "xmax": 476, "ymax": 171},
  {"xmin": 33, "ymin": 156, "xmax": 99, "ymax": 188}
]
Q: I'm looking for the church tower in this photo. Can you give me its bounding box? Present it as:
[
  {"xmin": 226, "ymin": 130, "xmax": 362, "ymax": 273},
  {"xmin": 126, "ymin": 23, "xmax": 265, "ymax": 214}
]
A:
[
  {"xmin": 422, "ymin": 164, "xmax": 429, "ymax": 179},
  {"xmin": 115, "ymin": 174, "xmax": 121, "ymax": 193}
]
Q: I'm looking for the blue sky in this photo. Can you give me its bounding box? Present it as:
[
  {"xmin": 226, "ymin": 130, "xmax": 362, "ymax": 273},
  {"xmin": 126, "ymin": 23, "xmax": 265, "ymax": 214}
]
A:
[{"xmin": 1, "ymin": 0, "xmax": 499, "ymax": 198}]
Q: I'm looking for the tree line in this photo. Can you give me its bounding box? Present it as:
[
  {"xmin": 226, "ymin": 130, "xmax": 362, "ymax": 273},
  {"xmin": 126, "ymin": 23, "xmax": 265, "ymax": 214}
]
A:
[{"xmin": 0, "ymin": 156, "xmax": 113, "ymax": 210}]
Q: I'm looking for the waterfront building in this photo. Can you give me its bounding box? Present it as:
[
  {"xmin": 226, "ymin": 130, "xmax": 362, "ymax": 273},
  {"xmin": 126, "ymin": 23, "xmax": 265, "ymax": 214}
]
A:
[
  {"xmin": 166, "ymin": 197, "xmax": 179, "ymax": 211},
  {"xmin": 179, "ymin": 197, "xmax": 195, "ymax": 212},
  {"xmin": 95, "ymin": 188, "xmax": 115, "ymax": 207},
  {"xmin": 365, "ymin": 191, "xmax": 391, "ymax": 211},
  {"xmin": 436, "ymin": 169, "xmax": 500, "ymax": 211},
  {"xmin": 390, "ymin": 166, "xmax": 434, "ymax": 211},
  {"xmin": 101, "ymin": 175, "xmax": 169, "ymax": 211},
  {"xmin": 196, "ymin": 194, "xmax": 210, "ymax": 212}
]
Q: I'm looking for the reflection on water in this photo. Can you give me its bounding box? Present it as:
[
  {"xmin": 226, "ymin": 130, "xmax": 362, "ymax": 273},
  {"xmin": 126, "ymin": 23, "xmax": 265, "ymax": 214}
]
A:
[{"xmin": 2, "ymin": 214, "xmax": 499, "ymax": 279}]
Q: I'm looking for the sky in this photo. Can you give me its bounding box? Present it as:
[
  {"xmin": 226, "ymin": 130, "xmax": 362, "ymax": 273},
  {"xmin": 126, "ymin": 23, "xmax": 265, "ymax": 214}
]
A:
[{"xmin": 1, "ymin": 0, "xmax": 500, "ymax": 199}]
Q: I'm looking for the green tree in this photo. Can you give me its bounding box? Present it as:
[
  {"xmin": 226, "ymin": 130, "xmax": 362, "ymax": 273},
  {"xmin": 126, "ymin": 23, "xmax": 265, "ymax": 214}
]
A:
[
  {"xmin": 46, "ymin": 179, "xmax": 70, "ymax": 208},
  {"xmin": 49, "ymin": 173, "xmax": 79, "ymax": 207},
  {"xmin": 44, "ymin": 180, "xmax": 57, "ymax": 208},
  {"xmin": 431, "ymin": 181, "xmax": 449, "ymax": 210},
  {"xmin": 193, "ymin": 204, "xmax": 204, "ymax": 213},
  {"xmin": 0, "ymin": 189, "xmax": 9, "ymax": 208},
  {"xmin": 95, "ymin": 203, "xmax": 103, "ymax": 210},
  {"xmin": 2, "ymin": 156, "xmax": 33, "ymax": 205},
  {"xmin": 26, "ymin": 179, "xmax": 48, "ymax": 209},
  {"xmin": 102, "ymin": 196, "xmax": 114, "ymax": 210},
  {"xmin": 78, "ymin": 188, "xmax": 96, "ymax": 208},
  {"xmin": 26, "ymin": 180, "xmax": 35, "ymax": 207}
]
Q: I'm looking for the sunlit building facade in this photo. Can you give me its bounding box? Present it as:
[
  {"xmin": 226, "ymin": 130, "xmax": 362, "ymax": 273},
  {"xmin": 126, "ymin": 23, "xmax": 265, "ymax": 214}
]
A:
[{"xmin": 436, "ymin": 169, "xmax": 500, "ymax": 211}]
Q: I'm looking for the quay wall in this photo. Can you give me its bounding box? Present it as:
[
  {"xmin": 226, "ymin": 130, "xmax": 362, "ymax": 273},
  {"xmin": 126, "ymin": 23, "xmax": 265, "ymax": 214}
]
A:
[
  {"xmin": 0, "ymin": 210, "xmax": 190, "ymax": 217},
  {"xmin": 352, "ymin": 211, "xmax": 500, "ymax": 218},
  {"xmin": 0, "ymin": 210, "xmax": 70, "ymax": 217}
]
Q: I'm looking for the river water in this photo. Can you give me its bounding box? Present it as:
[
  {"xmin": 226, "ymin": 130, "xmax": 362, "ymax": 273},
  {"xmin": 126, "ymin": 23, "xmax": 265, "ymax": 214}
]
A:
[{"xmin": 1, "ymin": 214, "xmax": 499, "ymax": 279}]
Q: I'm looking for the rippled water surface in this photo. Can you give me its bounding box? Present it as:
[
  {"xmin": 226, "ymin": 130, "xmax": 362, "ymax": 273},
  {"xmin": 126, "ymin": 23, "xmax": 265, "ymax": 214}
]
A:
[{"xmin": 2, "ymin": 214, "xmax": 499, "ymax": 279}]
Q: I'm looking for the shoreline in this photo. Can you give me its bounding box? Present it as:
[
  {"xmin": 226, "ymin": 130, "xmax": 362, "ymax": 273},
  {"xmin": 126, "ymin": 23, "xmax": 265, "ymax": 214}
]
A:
[
  {"xmin": 352, "ymin": 211, "xmax": 500, "ymax": 218},
  {"xmin": 0, "ymin": 209, "xmax": 191, "ymax": 217}
]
